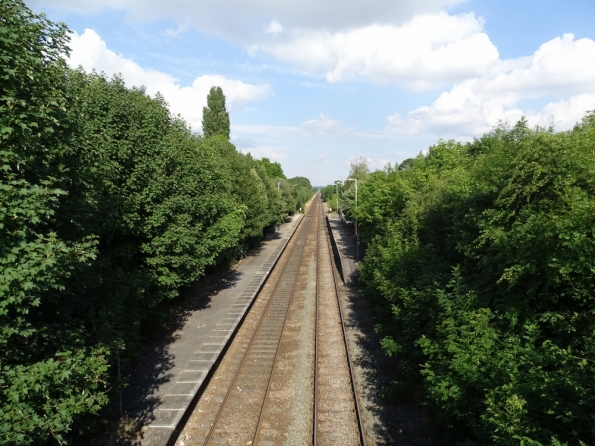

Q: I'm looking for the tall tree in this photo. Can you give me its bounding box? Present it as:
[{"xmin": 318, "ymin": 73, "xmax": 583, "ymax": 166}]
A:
[
  {"xmin": 202, "ymin": 86, "xmax": 230, "ymax": 139},
  {"xmin": 0, "ymin": 2, "xmax": 109, "ymax": 442},
  {"xmin": 258, "ymin": 157, "xmax": 286, "ymax": 179},
  {"xmin": 348, "ymin": 156, "xmax": 370, "ymax": 180}
]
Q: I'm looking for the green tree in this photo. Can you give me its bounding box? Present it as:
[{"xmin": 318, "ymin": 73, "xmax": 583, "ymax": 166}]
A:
[
  {"xmin": 253, "ymin": 163, "xmax": 286, "ymax": 226},
  {"xmin": 0, "ymin": 3, "xmax": 310, "ymax": 442},
  {"xmin": 288, "ymin": 176, "xmax": 314, "ymax": 212},
  {"xmin": 0, "ymin": 2, "xmax": 109, "ymax": 443},
  {"xmin": 348, "ymin": 156, "xmax": 370, "ymax": 180},
  {"xmin": 342, "ymin": 157, "xmax": 370, "ymax": 219},
  {"xmin": 398, "ymin": 158, "xmax": 414, "ymax": 170},
  {"xmin": 202, "ymin": 86, "xmax": 230, "ymax": 139},
  {"xmin": 358, "ymin": 119, "xmax": 595, "ymax": 445},
  {"xmin": 258, "ymin": 157, "xmax": 286, "ymax": 179}
]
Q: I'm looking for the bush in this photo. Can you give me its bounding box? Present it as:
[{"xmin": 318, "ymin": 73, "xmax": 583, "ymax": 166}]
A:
[
  {"xmin": 0, "ymin": 2, "xmax": 310, "ymax": 441},
  {"xmin": 358, "ymin": 118, "xmax": 595, "ymax": 444}
]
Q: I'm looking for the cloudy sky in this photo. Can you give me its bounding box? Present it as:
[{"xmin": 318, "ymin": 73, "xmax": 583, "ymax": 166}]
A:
[{"xmin": 27, "ymin": 0, "xmax": 595, "ymax": 185}]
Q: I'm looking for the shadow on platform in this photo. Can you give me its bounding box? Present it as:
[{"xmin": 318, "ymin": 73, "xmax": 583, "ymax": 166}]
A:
[
  {"xmin": 328, "ymin": 217, "xmax": 435, "ymax": 446},
  {"xmin": 111, "ymin": 266, "xmax": 243, "ymax": 445}
]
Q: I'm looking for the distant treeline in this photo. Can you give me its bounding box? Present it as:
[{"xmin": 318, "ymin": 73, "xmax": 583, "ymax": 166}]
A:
[
  {"xmin": 327, "ymin": 116, "xmax": 595, "ymax": 444},
  {"xmin": 0, "ymin": 1, "xmax": 312, "ymax": 443}
]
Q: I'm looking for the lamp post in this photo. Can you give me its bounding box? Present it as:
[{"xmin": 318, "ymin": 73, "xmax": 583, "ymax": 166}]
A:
[
  {"xmin": 277, "ymin": 181, "xmax": 281, "ymax": 189},
  {"xmin": 346, "ymin": 178, "xmax": 359, "ymax": 259},
  {"xmin": 334, "ymin": 181, "xmax": 342, "ymax": 217}
]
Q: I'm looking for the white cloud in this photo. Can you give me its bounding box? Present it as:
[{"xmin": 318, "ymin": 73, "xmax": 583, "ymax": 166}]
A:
[
  {"xmin": 254, "ymin": 13, "xmax": 498, "ymax": 89},
  {"xmin": 69, "ymin": 29, "xmax": 174, "ymax": 88},
  {"xmin": 30, "ymin": 0, "xmax": 466, "ymax": 41},
  {"xmin": 68, "ymin": 29, "xmax": 270, "ymax": 129},
  {"xmin": 530, "ymin": 93, "xmax": 595, "ymax": 130},
  {"xmin": 265, "ymin": 19, "xmax": 283, "ymax": 35},
  {"xmin": 386, "ymin": 80, "xmax": 509, "ymax": 137},
  {"xmin": 33, "ymin": 0, "xmax": 482, "ymax": 88},
  {"xmin": 230, "ymin": 130, "xmax": 289, "ymax": 161},
  {"xmin": 232, "ymin": 124, "xmax": 300, "ymax": 137},
  {"xmin": 47, "ymin": 0, "xmax": 595, "ymax": 149},
  {"xmin": 241, "ymin": 146, "xmax": 288, "ymax": 161},
  {"xmin": 300, "ymin": 114, "xmax": 351, "ymax": 136},
  {"xmin": 484, "ymin": 34, "xmax": 595, "ymax": 98},
  {"xmin": 387, "ymin": 34, "xmax": 595, "ymax": 137},
  {"xmin": 44, "ymin": 0, "xmax": 594, "ymax": 102}
]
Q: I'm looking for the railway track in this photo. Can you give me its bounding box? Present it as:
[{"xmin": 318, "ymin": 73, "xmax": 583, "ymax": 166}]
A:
[
  {"xmin": 313, "ymin": 199, "xmax": 366, "ymax": 446},
  {"xmin": 176, "ymin": 194, "xmax": 365, "ymax": 445}
]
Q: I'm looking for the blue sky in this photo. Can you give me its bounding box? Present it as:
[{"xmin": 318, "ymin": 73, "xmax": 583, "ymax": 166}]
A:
[{"xmin": 27, "ymin": 0, "xmax": 595, "ymax": 185}]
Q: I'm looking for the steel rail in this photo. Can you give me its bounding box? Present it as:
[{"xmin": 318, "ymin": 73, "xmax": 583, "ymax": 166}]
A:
[
  {"xmin": 252, "ymin": 197, "xmax": 321, "ymax": 445},
  {"xmin": 202, "ymin": 211, "xmax": 313, "ymax": 446},
  {"xmin": 313, "ymin": 194, "xmax": 320, "ymax": 445},
  {"xmin": 322, "ymin": 200, "xmax": 367, "ymax": 446},
  {"xmin": 313, "ymin": 202, "xmax": 366, "ymax": 446}
]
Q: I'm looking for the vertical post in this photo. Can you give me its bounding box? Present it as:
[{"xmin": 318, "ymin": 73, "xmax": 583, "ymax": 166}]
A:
[
  {"xmin": 347, "ymin": 178, "xmax": 359, "ymax": 259},
  {"xmin": 335, "ymin": 181, "xmax": 342, "ymax": 217},
  {"xmin": 117, "ymin": 347, "xmax": 122, "ymax": 418}
]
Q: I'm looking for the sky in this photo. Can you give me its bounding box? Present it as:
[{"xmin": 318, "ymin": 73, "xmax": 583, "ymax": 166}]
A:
[{"xmin": 26, "ymin": 0, "xmax": 595, "ymax": 186}]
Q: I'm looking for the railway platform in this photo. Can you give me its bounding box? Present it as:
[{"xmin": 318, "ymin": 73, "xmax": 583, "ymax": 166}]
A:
[
  {"xmin": 175, "ymin": 194, "xmax": 365, "ymax": 445},
  {"xmin": 326, "ymin": 213, "xmax": 359, "ymax": 285},
  {"xmin": 119, "ymin": 214, "xmax": 303, "ymax": 446}
]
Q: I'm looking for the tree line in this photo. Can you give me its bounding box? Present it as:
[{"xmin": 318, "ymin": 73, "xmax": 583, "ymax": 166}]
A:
[
  {"xmin": 0, "ymin": 1, "xmax": 312, "ymax": 442},
  {"xmin": 324, "ymin": 116, "xmax": 595, "ymax": 445}
]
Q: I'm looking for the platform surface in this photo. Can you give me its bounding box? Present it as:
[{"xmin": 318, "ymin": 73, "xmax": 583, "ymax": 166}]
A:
[
  {"xmin": 119, "ymin": 215, "xmax": 303, "ymax": 445},
  {"xmin": 327, "ymin": 213, "xmax": 359, "ymax": 284}
]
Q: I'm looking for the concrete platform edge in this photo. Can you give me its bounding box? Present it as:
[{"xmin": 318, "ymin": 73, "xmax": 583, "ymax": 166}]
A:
[
  {"xmin": 153, "ymin": 215, "xmax": 305, "ymax": 446},
  {"xmin": 326, "ymin": 215, "xmax": 349, "ymax": 282}
]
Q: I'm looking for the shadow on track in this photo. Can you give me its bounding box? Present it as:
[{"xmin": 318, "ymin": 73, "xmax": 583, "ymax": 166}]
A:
[{"xmin": 328, "ymin": 217, "xmax": 437, "ymax": 446}]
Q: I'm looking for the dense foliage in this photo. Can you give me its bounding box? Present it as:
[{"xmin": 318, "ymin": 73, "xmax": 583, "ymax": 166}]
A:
[
  {"xmin": 202, "ymin": 86, "xmax": 230, "ymax": 140},
  {"xmin": 288, "ymin": 176, "xmax": 316, "ymax": 212},
  {"xmin": 353, "ymin": 118, "xmax": 595, "ymax": 445},
  {"xmin": 259, "ymin": 157, "xmax": 286, "ymax": 179},
  {"xmin": 320, "ymin": 157, "xmax": 369, "ymax": 218},
  {"xmin": 0, "ymin": 2, "xmax": 310, "ymax": 442}
]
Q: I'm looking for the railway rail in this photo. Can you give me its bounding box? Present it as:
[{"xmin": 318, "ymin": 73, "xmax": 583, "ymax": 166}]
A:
[
  {"xmin": 176, "ymin": 194, "xmax": 366, "ymax": 445},
  {"xmin": 313, "ymin": 198, "xmax": 366, "ymax": 446}
]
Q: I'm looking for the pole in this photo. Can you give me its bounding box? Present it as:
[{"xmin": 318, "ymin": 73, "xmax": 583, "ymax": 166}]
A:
[
  {"xmin": 347, "ymin": 178, "xmax": 359, "ymax": 259},
  {"xmin": 117, "ymin": 348, "xmax": 122, "ymax": 418},
  {"xmin": 335, "ymin": 181, "xmax": 342, "ymax": 217}
]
